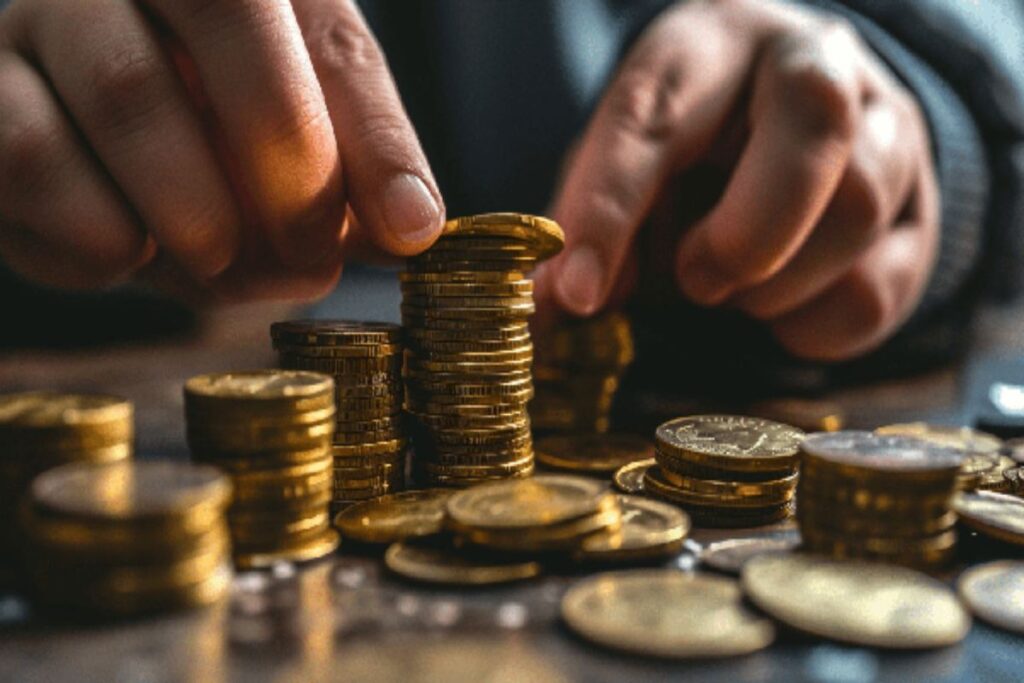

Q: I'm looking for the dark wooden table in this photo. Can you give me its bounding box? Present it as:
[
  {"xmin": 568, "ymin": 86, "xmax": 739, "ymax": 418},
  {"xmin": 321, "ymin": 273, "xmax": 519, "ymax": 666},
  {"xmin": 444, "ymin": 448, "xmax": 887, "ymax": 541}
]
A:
[{"xmin": 2, "ymin": 277, "xmax": 1023, "ymax": 683}]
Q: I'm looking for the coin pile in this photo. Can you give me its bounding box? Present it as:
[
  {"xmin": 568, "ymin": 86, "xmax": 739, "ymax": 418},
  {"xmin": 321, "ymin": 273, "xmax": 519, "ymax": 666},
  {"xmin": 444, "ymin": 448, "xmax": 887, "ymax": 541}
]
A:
[
  {"xmin": 20, "ymin": 460, "xmax": 231, "ymax": 616},
  {"xmin": 402, "ymin": 213, "xmax": 563, "ymax": 487},
  {"xmin": 649, "ymin": 415, "xmax": 804, "ymax": 527},
  {"xmin": 272, "ymin": 320, "xmax": 406, "ymax": 510},
  {"xmin": 531, "ymin": 312, "xmax": 634, "ymax": 434},
  {"xmin": 0, "ymin": 392, "xmax": 133, "ymax": 577},
  {"xmin": 799, "ymin": 431, "xmax": 963, "ymax": 570},
  {"xmin": 876, "ymin": 423, "xmax": 1004, "ymax": 490},
  {"xmin": 184, "ymin": 371, "xmax": 339, "ymax": 569}
]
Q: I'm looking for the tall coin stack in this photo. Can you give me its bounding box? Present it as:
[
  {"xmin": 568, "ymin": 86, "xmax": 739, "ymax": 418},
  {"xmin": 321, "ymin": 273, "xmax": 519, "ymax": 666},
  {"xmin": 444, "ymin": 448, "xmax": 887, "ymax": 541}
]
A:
[
  {"xmin": 402, "ymin": 213, "xmax": 564, "ymax": 487},
  {"xmin": 649, "ymin": 415, "xmax": 804, "ymax": 527},
  {"xmin": 184, "ymin": 371, "xmax": 339, "ymax": 569},
  {"xmin": 799, "ymin": 431, "xmax": 962, "ymax": 570},
  {"xmin": 271, "ymin": 320, "xmax": 406, "ymax": 511},
  {"xmin": 0, "ymin": 392, "xmax": 133, "ymax": 578},
  {"xmin": 531, "ymin": 312, "xmax": 634, "ymax": 434},
  {"xmin": 21, "ymin": 461, "xmax": 231, "ymax": 616}
]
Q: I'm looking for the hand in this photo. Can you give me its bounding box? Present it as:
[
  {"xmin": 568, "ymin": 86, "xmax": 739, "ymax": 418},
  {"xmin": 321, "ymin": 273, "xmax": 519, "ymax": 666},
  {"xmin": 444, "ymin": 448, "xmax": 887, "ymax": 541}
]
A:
[
  {"xmin": 0, "ymin": 0, "xmax": 443, "ymax": 302},
  {"xmin": 540, "ymin": 0, "xmax": 939, "ymax": 361}
]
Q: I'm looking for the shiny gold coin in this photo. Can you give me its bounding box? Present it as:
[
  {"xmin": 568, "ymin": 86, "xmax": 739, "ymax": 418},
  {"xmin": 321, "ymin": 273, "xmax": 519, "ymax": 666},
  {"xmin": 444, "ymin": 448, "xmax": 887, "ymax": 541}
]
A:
[
  {"xmin": 385, "ymin": 539, "xmax": 541, "ymax": 585},
  {"xmin": 876, "ymin": 422, "xmax": 1002, "ymax": 455},
  {"xmin": 574, "ymin": 496, "xmax": 689, "ymax": 562},
  {"xmin": 742, "ymin": 553, "xmax": 970, "ymax": 648},
  {"xmin": 440, "ymin": 213, "xmax": 564, "ymax": 260},
  {"xmin": 446, "ymin": 475, "xmax": 611, "ymax": 530},
  {"xmin": 535, "ymin": 433, "xmax": 655, "ymax": 474},
  {"xmin": 274, "ymin": 342, "xmax": 402, "ymax": 358},
  {"xmin": 400, "ymin": 270, "xmax": 529, "ymax": 284},
  {"xmin": 701, "ymin": 533, "xmax": 801, "ymax": 575},
  {"xmin": 656, "ymin": 415, "xmax": 804, "ymax": 472},
  {"xmin": 333, "ymin": 489, "xmax": 452, "ymax": 544},
  {"xmin": 957, "ymin": 561, "xmax": 1024, "ymax": 634},
  {"xmin": 400, "ymin": 280, "xmax": 533, "ymax": 297},
  {"xmin": 952, "ymin": 490, "xmax": 1024, "ymax": 545},
  {"xmin": 0, "ymin": 391, "xmax": 132, "ymax": 428},
  {"xmin": 184, "ymin": 370, "xmax": 333, "ymax": 403},
  {"xmin": 270, "ymin": 320, "xmax": 401, "ymax": 346},
  {"xmin": 659, "ymin": 467, "xmax": 798, "ymax": 500},
  {"xmin": 613, "ymin": 458, "xmax": 655, "ymax": 494},
  {"xmin": 561, "ymin": 570, "xmax": 775, "ymax": 658},
  {"xmin": 405, "ymin": 357, "xmax": 532, "ymax": 375},
  {"xmin": 453, "ymin": 504, "xmax": 620, "ymax": 553},
  {"xmin": 644, "ymin": 466, "xmax": 794, "ymax": 509},
  {"xmin": 234, "ymin": 528, "xmax": 339, "ymax": 570}
]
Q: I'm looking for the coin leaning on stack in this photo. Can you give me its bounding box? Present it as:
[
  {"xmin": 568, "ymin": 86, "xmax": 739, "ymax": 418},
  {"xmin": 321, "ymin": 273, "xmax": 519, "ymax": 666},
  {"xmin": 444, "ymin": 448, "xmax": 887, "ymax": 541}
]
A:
[
  {"xmin": 0, "ymin": 392, "xmax": 133, "ymax": 578},
  {"xmin": 649, "ymin": 415, "xmax": 804, "ymax": 527},
  {"xmin": 184, "ymin": 371, "xmax": 339, "ymax": 569},
  {"xmin": 402, "ymin": 213, "xmax": 564, "ymax": 487},
  {"xmin": 272, "ymin": 321, "xmax": 406, "ymax": 512},
  {"xmin": 798, "ymin": 431, "xmax": 963, "ymax": 570},
  {"xmin": 20, "ymin": 460, "xmax": 231, "ymax": 616},
  {"xmin": 531, "ymin": 312, "xmax": 634, "ymax": 434}
]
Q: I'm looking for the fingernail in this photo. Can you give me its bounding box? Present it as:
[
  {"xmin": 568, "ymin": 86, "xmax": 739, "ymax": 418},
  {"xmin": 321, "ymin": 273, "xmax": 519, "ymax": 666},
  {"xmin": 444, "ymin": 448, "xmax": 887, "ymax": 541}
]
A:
[
  {"xmin": 556, "ymin": 245, "xmax": 604, "ymax": 315},
  {"xmin": 383, "ymin": 173, "xmax": 442, "ymax": 247}
]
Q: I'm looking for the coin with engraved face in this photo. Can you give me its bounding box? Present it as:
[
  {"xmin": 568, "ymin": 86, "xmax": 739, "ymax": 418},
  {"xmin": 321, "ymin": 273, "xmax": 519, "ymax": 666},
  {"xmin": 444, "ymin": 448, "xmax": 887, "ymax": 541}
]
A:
[
  {"xmin": 575, "ymin": 496, "xmax": 689, "ymax": 561},
  {"xmin": 446, "ymin": 475, "xmax": 611, "ymax": 530},
  {"xmin": 802, "ymin": 431, "xmax": 963, "ymax": 474},
  {"xmin": 656, "ymin": 415, "xmax": 804, "ymax": 472}
]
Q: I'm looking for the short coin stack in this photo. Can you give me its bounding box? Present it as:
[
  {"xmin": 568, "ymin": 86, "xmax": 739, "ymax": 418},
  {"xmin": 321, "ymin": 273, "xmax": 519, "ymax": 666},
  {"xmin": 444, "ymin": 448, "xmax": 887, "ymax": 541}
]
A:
[
  {"xmin": 184, "ymin": 371, "xmax": 339, "ymax": 569},
  {"xmin": 799, "ymin": 431, "xmax": 963, "ymax": 570},
  {"xmin": 402, "ymin": 213, "xmax": 563, "ymax": 487},
  {"xmin": 21, "ymin": 460, "xmax": 231, "ymax": 616},
  {"xmin": 271, "ymin": 320, "xmax": 406, "ymax": 511},
  {"xmin": 649, "ymin": 415, "xmax": 804, "ymax": 527},
  {"xmin": 0, "ymin": 392, "xmax": 133, "ymax": 577},
  {"xmin": 531, "ymin": 312, "xmax": 634, "ymax": 434}
]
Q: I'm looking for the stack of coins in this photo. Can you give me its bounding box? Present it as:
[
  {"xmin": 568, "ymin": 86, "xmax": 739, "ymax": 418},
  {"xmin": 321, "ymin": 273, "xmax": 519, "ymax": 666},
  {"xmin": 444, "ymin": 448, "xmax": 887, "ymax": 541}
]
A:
[
  {"xmin": 20, "ymin": 460, "xmax": 231, "ymax": 616},
  {"xmin": 798, "ymin": 431, "xmax": 963, "ymax": 570},
  {"xmin": 271, "ymin": 320, "xmax": 406, "ymax": 510},
  {"xmin": 649, "ymin": 415, "xmax": 804, "ymax": 527},
  {"xmin": 531, "ymin": 312, "xmax": 634, "ymax": 434},
  {"xmin": 0, "ymin": 392, "xmax": 133, "ymax": 577},
  {"xmin": 876, "ymin": 423, "xmax": 1003, "ymax": 490},
  {"xmin": 402, "ymin": 213, "xmax": 563, "ymax": 487},
  {"xmin": 184, "ymin": 371, "xmax": 339, "ymax": 569}
]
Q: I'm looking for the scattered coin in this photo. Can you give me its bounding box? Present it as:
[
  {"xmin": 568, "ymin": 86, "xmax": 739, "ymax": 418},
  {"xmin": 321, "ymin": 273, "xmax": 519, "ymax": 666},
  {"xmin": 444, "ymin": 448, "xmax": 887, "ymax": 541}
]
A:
[
  {"xmin": 561, "ymin": 569, "xmax": 775, "ymax": 658},
  {"xmin": 952, "ymin": 490, "xmax": 1024, "ymax": 545},
  {"xmin": 701, "ymin": 532, "xmax": 801, "ymax": 575},
  {"xmin": 384, "ymin": 539, "xmax": 541, "ymax": 585},
  {"xmin": 333, "ymin": 489, "xmax": 453, "ymax": 544},
  {"xmin": 613, "ymin": 458, "xmax": 655, "ymax": 494},
  {"xmin": 446, "ymin": 475, "xmax": 612, "ymax": 530},
  {"xmin": 535, "ymin": 433, "xmax": 655, "ymax": 474},
  {"xmin": 957, "ymin": 561, "xmax": 1024, "ymax": 634},
  {"xmin": 742, "ymin": 553, "xmax": 970, "ymax": 648},
  {"xmin": 574, "ymin": 496, "xmax": 690, "ymax": 563}
]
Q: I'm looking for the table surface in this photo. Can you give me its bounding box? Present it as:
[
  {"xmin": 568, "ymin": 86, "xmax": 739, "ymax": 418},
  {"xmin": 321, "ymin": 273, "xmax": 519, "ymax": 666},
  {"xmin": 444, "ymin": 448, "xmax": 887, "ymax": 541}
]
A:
[{"xmin": 2, "ymin": 278, "xmax": 1024, "ymax": 683}]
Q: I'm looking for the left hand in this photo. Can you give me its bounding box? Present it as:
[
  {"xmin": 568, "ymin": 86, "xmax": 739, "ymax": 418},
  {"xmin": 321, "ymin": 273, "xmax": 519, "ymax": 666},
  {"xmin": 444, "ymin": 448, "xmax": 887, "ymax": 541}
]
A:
[{"xmin": 537, "ymin": 0, "xmax": 940, "ymax": 361}]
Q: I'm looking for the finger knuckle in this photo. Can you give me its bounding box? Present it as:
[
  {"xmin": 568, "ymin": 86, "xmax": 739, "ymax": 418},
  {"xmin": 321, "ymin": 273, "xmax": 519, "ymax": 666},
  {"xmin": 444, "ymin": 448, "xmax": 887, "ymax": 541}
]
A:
[
  {"xmin": 607, "ymin": 59, "xmax": 687, "ymax": 142},
  {"xmin": 0, "ymin": 120, "xmax": 67, "ymax": 202},
  {"xmin": 772, "ymin": 40, "xmax": 858, "ymax": 140},
  {"xmin": 305, "ymin": 4, "xmax": 383, "ymax": 73},
  {"xmin": 87, "ymin": 46, "xmax": 167, "ymax": 134}
]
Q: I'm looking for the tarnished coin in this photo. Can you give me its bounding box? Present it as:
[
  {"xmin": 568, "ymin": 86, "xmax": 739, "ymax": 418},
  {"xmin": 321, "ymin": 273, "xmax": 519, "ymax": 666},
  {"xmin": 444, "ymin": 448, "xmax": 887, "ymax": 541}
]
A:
[
  {"xmin": 876, "ymin": 422, "xmax": 1002, "ymax": 455},
  {"xmin": 535, "ymin": 433, "xmax": 655, "ymax": 474},
  {"xmin": 561, "ymin": 570, "xmax": 775, "ymax": 658},
  {"xmin": 385, "ymin": 539, "xmax": 541, "ymax": 585},
  {"xmin": 701, "ymin": 532, "xmax": 801, "ymax": 575},
  {"xmin": 742, "ymin": 553, "xmax": 970, "ymax": 648},
  {"xmin": 446, "ymin": 475, "xmax": 611, "ymax": 530},
  {"xmin": 333, "ymin": 490, "xmax": 452, "ymax": 544},
  {"xmin": 613, "ymin": 458, "xmax": 655, "ymax": 494},
  {"xmin": 441, "ymin": 213, "xmax": 565, "ymax": 260},
  {"xmin": 802, "ymin": 431, "xmax": 963, "ymax": 476},
  {"xmin": 957, "ymin": 561, "xmax": 1024, "ymax": 634},
  {"xmin": 656, "ymin": 415, "xmax": 804, "ymax": 472},
  {"xmin": 574, "ymin": 496, "xmax": 689, "ymax": 562},
  {"xmin": 952, "ymin": 490, "xmax": 1024, "ymax": 545},
  {"xmin": 31, "ymin": 460, "xmax": 231, "ymax": 522}
]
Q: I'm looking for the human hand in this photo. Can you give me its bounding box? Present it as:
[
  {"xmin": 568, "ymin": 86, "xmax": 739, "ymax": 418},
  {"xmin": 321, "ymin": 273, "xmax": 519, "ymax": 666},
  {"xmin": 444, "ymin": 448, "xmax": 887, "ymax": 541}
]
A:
[
  {"xmin": 0, "ymin": 0, "xmax": 443, "ymax": 302},
  {"xmin": 540, "ymin": 0, "xmax": 939, "ymax": 361}
]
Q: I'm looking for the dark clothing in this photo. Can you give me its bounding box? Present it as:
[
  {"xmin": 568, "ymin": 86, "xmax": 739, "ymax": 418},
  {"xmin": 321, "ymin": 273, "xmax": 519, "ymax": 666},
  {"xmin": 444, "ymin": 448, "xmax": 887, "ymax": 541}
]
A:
[{"xmin": 1, "ymin": 0, "xmax": 1023, "ymax": 385}]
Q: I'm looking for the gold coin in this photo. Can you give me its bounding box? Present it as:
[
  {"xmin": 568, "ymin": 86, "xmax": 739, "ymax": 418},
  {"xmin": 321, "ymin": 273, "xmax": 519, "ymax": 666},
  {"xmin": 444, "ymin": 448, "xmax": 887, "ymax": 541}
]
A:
[
  {"xmin": 185, "ymin": 370, "xmax": 333, "ymax": 402},
  {"xmin": 404, "ymin": 322, "xmax": 529, "ymax": 342},
  {"xmin": 384, "ymin": 539, "xmax": 541, "ymax": 585},
  {"xmin": 451, "ymin": 504, "xmax": 620, "ymax": 553},
  {"xmin": 957, "ymin": 560, "xmax": 1024, "ymax": 634},
  {"xmin": 405, "ymin": 357, "xmax": 532, "ymax": 375},
  {"xmin": 535, "ymin": 433, "xmax": 655, "ymax": 474},
  {"xmin": 282, "ymin": 354, "xmax": 402, "ymax": 373},
  {"xmin": 976, "ymin": 456, "xmax": 1017, "ymax": 492},
  {"xmin": 1004, "ymin": 465, "xmax": 1023, "ymax": 493},
  {"xmin": 333, "ymin": 489, "xmax": 452, "ymax": 543},
  {"xmin": 876, "ymin": 422, "xmax": 1002, "ymax": 455},
  {"xmin": 410, "ymin": 343, "xmax": 534, "ymax": 363},
  {"xmin": 0, "ymin": 391, "xmax": 132, "ymax": 428},
  {"xmin": 802, "ymin": 431, "xmax": 964, "ymax": 479},
  {"xmin": 234, "ymin": 528, "xmax": 339, "ymax": 570},
  {"xmin": 230, "ymin": 457, "xmax": 332, "ymax": 503},
  {"xmin": 446, "ymin": 475, "xmax": 611, "ymax": 530},
  {"xmin": 613, "ymin": 458, "xmax": 654, "ymax": 494},
  {"xmin": 574, "ymin": 496, "xmax": 689, "ymax": 562},
  {"xmin": 700, "ymin": 533, "xmax": 801, "ymax": 575},
  {"xmin": 742, "ymin": 553, "xmax": 970, "ymax": 648},
  {"xmin": 561, "ymin": 569, "xmax": 775, "ymax": 658},
  {"xmin": 274, "ymin": 342, "xmax": 402, "ymax": 358},
  {"xmin": 644, "ymin": 466, "xmax": 795, "ymax": 509},
  {"xmin": 400, "ymin": 270, "xmax": 529, "ymax": 284},
  {"xmin": 30, "ymin": 460, "xmax": 231, "ymax": 522},
  {"xmin": 658, "ymin": 467, "xmax": 798, "ymax": 500},
  {"xmin": 440, "ymin": 213, "xmax": 564, "ymax": 260},
  {"xmin": 952, "ymin": 490, "xmax": 1024, "ymax": 545},
  {"xmin": 270, "ymin": 320, "xmax": 401, "ymax": 346},
  {"xmin": 656, "ymin": 415, "xmax": 804, "ymax": 472},
  {"xmin": 400, "ymin": 280, "xmax": 533, "ymax": 297}
]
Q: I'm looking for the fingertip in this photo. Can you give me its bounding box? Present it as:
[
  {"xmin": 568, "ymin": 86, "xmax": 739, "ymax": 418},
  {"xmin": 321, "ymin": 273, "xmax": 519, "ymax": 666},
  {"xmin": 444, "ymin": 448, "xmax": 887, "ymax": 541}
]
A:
[
  {"xmin": 554, "ymin": 244, "xmax": 605, "ymax": 316},
  {"xmin": 379, "ymin": 172, "xmax": 444, "ymax": 255}
]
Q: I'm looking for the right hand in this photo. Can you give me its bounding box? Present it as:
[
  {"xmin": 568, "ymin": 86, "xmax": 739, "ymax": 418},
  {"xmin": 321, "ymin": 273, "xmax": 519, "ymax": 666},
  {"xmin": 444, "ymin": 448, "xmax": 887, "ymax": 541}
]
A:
[{"xmin": 0, "ymin": 0, "xmax": 444, "ymax": 302}]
